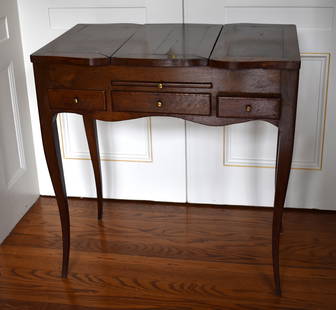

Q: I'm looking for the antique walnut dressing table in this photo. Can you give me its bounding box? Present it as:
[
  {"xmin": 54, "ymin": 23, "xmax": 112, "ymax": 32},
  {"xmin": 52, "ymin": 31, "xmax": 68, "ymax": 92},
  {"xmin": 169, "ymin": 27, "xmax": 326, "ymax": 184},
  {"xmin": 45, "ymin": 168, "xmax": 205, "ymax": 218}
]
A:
[{"xmin": 31, "ymin": 23, "xmax": 301, "ymax": 295}]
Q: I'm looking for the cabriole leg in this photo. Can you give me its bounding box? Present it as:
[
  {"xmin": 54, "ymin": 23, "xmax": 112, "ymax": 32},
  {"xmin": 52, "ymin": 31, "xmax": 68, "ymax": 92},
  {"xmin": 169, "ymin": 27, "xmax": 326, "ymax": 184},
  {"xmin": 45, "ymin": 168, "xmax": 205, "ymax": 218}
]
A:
[
  {"xmin": 83, "ymin": 116, "xmax": 103, "ymax": 220},
  {"xmin": 40, "ymin": 113, "xmax": 70, "ymax": 277},
  {"xmin": 272, "ymin": 70, "xmax": 299, "ymax": 296}
]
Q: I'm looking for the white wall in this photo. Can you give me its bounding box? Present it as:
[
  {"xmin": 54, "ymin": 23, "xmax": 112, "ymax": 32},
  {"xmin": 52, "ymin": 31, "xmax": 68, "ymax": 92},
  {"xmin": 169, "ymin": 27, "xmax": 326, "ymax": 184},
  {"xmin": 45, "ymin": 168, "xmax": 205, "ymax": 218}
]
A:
[{"xmin": 17, "ymin": 0, "xmax": 336, "ymax": 210}]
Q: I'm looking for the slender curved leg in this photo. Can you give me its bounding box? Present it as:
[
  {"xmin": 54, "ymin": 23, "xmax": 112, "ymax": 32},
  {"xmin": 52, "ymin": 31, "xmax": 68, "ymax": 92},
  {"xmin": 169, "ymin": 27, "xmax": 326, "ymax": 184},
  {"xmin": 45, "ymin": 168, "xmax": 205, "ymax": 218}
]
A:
[
  {"xmin": 274, "ymin": 136, "xmax": 284, "ymax": 234},
  {"xmin": 40, "ymin": 113, "xmax": 70, "ymax": 278},
  {"xmin": 83, "ymin": 116, "xmax": 103, "ymax": 220},
  {"xmin": 272, "ymin": 70, "xmax": 299, "ymax": 296}
]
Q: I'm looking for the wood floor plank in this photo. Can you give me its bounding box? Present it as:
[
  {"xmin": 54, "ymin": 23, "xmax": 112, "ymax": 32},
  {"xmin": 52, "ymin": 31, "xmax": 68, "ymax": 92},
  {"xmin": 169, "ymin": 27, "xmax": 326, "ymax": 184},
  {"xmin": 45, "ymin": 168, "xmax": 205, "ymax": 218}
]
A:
[{"xmin": 0, "ymin": 197, "xmax": 335, "ymax": 309}]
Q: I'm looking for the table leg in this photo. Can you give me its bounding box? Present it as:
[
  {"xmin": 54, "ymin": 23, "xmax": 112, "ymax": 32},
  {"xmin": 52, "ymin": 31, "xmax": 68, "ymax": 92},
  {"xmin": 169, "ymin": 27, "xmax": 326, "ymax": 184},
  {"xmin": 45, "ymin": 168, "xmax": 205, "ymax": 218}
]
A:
[
  {"xmin": 272, "ymin": 70, "xmax": 299, "ymax": 296},
  {"xmin": 83, "ymin": 116, "xmax": 103, "ymax": 219},
  {"xmin": 40, "ymin": 113, "xmax": 70, "ymax": 278},
  {"xmin": 274, "ymin": 134, "xmax": 284, "ymax": 234}
]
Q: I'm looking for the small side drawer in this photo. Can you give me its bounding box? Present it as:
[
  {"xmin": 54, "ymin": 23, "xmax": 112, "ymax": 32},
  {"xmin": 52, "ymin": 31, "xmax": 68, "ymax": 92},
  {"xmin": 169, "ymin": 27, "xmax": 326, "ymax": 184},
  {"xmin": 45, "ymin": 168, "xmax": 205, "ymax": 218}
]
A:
[
  {"xmin": 112, "ymin": 91, "xmax": 211, "ymax": 116},
  {"xmin": 48, "ymin": 89, "xmax": 106, "ymax": 111},
  {"xmin": 217, "ymin": 96, "xmax": 280, "ymax": 119}
]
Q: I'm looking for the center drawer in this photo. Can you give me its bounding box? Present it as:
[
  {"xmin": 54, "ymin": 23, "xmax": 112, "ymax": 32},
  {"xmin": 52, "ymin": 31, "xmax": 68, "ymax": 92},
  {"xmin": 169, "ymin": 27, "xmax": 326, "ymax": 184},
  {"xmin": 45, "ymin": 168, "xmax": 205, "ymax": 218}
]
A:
[{"xmin": 112, "ymin": 91, "xmax": 211, "ymax": 115}]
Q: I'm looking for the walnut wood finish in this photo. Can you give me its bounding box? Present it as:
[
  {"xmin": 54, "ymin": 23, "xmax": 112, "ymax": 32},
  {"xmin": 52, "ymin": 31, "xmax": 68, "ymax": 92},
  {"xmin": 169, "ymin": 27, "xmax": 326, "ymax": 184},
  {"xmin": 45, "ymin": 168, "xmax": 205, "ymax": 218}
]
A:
[
  {"xmin": 217, "ymin": 95, "xmax": 280, "ymax": 119},
  {"xmin": 33, "ymin": 65, "xmax": 70, "ymax": 278},
  {"xmin": 112, "ymin": 91, "xmax": 211, "ymax": 115},
  {"xmin": 272, "ymin": 70, "xmax": 300, "ymax": 295},
  {"xmin": 30, "ymin": 24, "xmax": 141, "ymax": 66},
  {"xmin": 210, "ymin": 23, "xmax": 301, "ymax": 69},
  {"xmin": 48, "ymin": 89, "xmax": 106, "ymax": 111},
  {"xmin": 38, "ymin": 113, "xmax": 70, "ymax": 278},
  {"xmin": 31, "ymin": 23, "xmax": 301, "ymax": 295},
  {"xmin": 111, "ymin": 23, "xmax": 222, "ymax": 67},
  {"xmin": 83, "ymin": 116, "xmax": 103, "ymax": 220}
]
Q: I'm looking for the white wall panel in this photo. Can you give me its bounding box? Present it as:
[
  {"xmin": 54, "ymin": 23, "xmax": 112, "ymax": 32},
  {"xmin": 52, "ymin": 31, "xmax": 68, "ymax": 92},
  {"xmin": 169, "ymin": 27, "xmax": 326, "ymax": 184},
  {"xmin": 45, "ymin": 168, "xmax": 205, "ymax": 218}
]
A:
[
  {"xmin": 0, "ymin": 16, "xmax": 9, "ymax": 42},
  {"xmin": 61, "ymin": 117, "xmax": 186, "ymax": 201},
  {"xmin": 0, "ymin": 62, "xmax": 26, "ymax": 189},
  {"xmin": 48, "ymin": 7, "xmax": 147, "ymax": 29},
  {"xmin": 185, "ymin": 0, "xmax": 336, "ymax": 210},
  {"xmin": 225, "ymin": 7, "xmax": 333, "ymax": 30},
  {"xmin": 223, "ymin": 54, "xmax": 330, "ymax": 170},
  {"xmin": 17, "ymin": 0, "xmax": 186, "ymax": 202},
  {"xmin": 59, "ymin": 115, "xmax": 152, "ymax": 162}
]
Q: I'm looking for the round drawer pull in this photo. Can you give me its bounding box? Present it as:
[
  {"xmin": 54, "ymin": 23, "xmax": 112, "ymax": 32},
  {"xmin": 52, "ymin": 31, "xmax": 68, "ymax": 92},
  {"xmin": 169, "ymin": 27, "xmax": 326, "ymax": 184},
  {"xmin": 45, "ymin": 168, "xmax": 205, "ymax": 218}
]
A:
[
  {"xmin": 245, "ymin": 104, "xmax": 252, "ymax": 112},
  {"xmin": 156, "ymin": 100, "xmax": 163, "ymax": 108},
  {"xmin": 158, "ymin": 83, "xmax": 163, "ymax": 89},
  {"xmin": 73, "ymin": 97, "xmax": 79, "ymax": 104}
]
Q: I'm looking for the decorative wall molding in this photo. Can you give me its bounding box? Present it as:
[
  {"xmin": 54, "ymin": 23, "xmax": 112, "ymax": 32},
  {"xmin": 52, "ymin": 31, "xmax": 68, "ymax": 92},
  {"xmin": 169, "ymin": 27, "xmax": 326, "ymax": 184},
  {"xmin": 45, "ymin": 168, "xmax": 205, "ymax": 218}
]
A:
[
  {"xmin": 223, "ymin": 53, "xmax": 330, "ymax": 170},
  {"xmin": 58, "ymin": 114, "xmax": 153, "ymax": 163},
  {"xmin": 0, "ymin": 62, "xmax": 26, "ymax": 188},
  {"xmin": 184, "ymin": 1, "xmax": 335, "ymax": 30},
  {"xmin": 48, "ymin": 6, "xmax": 147, "ymax": 29},
  {"xmin": 0, "ymin": 16, "xmax": 9, "ymax": 43},
  {"xmin": 225, "ymin": 6, "xmax": 334, "ymax": 31}
]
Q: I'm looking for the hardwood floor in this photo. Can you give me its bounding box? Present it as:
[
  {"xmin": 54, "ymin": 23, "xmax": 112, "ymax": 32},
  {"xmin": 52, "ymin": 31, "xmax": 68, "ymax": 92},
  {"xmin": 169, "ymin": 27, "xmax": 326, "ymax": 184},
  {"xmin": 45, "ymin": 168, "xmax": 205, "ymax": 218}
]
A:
[{"xmin": 0, "ymin": 197, "xmax": 336, "ymax": 310}]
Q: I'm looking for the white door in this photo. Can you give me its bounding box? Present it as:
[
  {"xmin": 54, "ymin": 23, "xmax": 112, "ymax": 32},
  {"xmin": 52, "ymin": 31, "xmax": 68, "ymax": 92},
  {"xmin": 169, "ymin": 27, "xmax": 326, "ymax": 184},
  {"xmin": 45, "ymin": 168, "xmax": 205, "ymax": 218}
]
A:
[
  {"xmin": 185, "ymin": 0, "xmax": 336, "ymax": 210},
  {"xmin": 0, "ymin": 0, "xmax": 39, "ymax": 242},
  {"xmin": 17, "ymin": 0, "xmax": 187, "ymax": 202}
]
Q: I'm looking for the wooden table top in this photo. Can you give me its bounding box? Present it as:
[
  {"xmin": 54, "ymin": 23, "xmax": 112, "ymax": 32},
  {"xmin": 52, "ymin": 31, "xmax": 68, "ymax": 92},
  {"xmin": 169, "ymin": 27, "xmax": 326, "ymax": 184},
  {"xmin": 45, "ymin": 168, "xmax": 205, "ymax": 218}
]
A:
[{"xmin": 31, "ymin": 23, "xmax": 300, "ymax": 69}]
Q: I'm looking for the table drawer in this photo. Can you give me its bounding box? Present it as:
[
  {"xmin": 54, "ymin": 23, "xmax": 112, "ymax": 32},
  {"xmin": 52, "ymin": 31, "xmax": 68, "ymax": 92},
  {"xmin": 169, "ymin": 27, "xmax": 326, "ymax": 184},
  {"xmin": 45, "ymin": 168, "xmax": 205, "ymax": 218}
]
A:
[
  {"xmin": 217, "ymin": 96, "xmax": 280, "ymax": 119},
  {"xmin": 112, "ymin": 91, "xmax": 211, "ymax": 115},
  {"xmin": 48, "ymin": 89, "xmax": 106, "ymax": 111}
]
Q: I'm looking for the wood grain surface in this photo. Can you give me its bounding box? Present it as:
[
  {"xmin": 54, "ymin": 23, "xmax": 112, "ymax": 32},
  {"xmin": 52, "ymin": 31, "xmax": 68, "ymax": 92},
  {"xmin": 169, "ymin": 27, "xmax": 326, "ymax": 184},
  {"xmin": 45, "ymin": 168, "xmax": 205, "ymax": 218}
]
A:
[
  {"xmin": 30, "ymin": 24, "xmax": 141, "ymax": 66},
  {"xmin": 217, "ymin": 95, "xmax": 280, "ymax": 119},
  {"xmin": 1, "ymin": 197, "xmax": 335, "ymax": 309},
  {"xmin": 209, "ymin": 24, "xmax": 301, "ymax": 69},
  {"xmin": 112, "ymin": 91, "xmax": 211, "ymax": 115},
  {"xmin": 111, "ymin": 24, "xmax": 222, "ymax": 67},
  {"xmin": 31, "ymin": 23, "xmax": 300, "ymax": 69}
]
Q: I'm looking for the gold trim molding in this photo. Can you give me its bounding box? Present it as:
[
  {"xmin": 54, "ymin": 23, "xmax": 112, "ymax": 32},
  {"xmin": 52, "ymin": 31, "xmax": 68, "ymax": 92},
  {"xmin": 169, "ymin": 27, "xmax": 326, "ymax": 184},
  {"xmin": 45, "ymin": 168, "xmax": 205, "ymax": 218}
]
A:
[
  {"xmin": 223, "ymin": 52, "xmax": 331, "ymax": 171},
  {"xmin": 58, "ymin": 116, "xmax": 153, "ymax": 163}
]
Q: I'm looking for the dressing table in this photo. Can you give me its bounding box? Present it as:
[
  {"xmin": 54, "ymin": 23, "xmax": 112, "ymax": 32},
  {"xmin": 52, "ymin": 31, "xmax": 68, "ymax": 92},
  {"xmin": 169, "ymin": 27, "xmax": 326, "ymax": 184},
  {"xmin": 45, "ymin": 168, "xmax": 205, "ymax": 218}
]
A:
[{"xmin": 31, "ymin": 23, "xmax": 301, "ymax": 295}]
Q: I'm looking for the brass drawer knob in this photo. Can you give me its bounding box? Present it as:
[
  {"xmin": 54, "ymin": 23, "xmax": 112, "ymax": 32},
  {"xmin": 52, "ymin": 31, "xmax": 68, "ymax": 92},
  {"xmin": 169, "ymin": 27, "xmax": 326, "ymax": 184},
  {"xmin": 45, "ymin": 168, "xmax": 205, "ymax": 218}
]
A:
[
  {"xmin": 73, "ymin": 97, "xmax": 79, "ymax": 104},
  {"xmin": 245, "ymin": 104, "xmax": 252, "ymax": 112},
  {"xmin": 158, "ymin": 83, "xmax": 163, "ymax": 89},
  {"xmin": 156, "ymin": 100, "xmax": 163, "ymax": 108}
]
